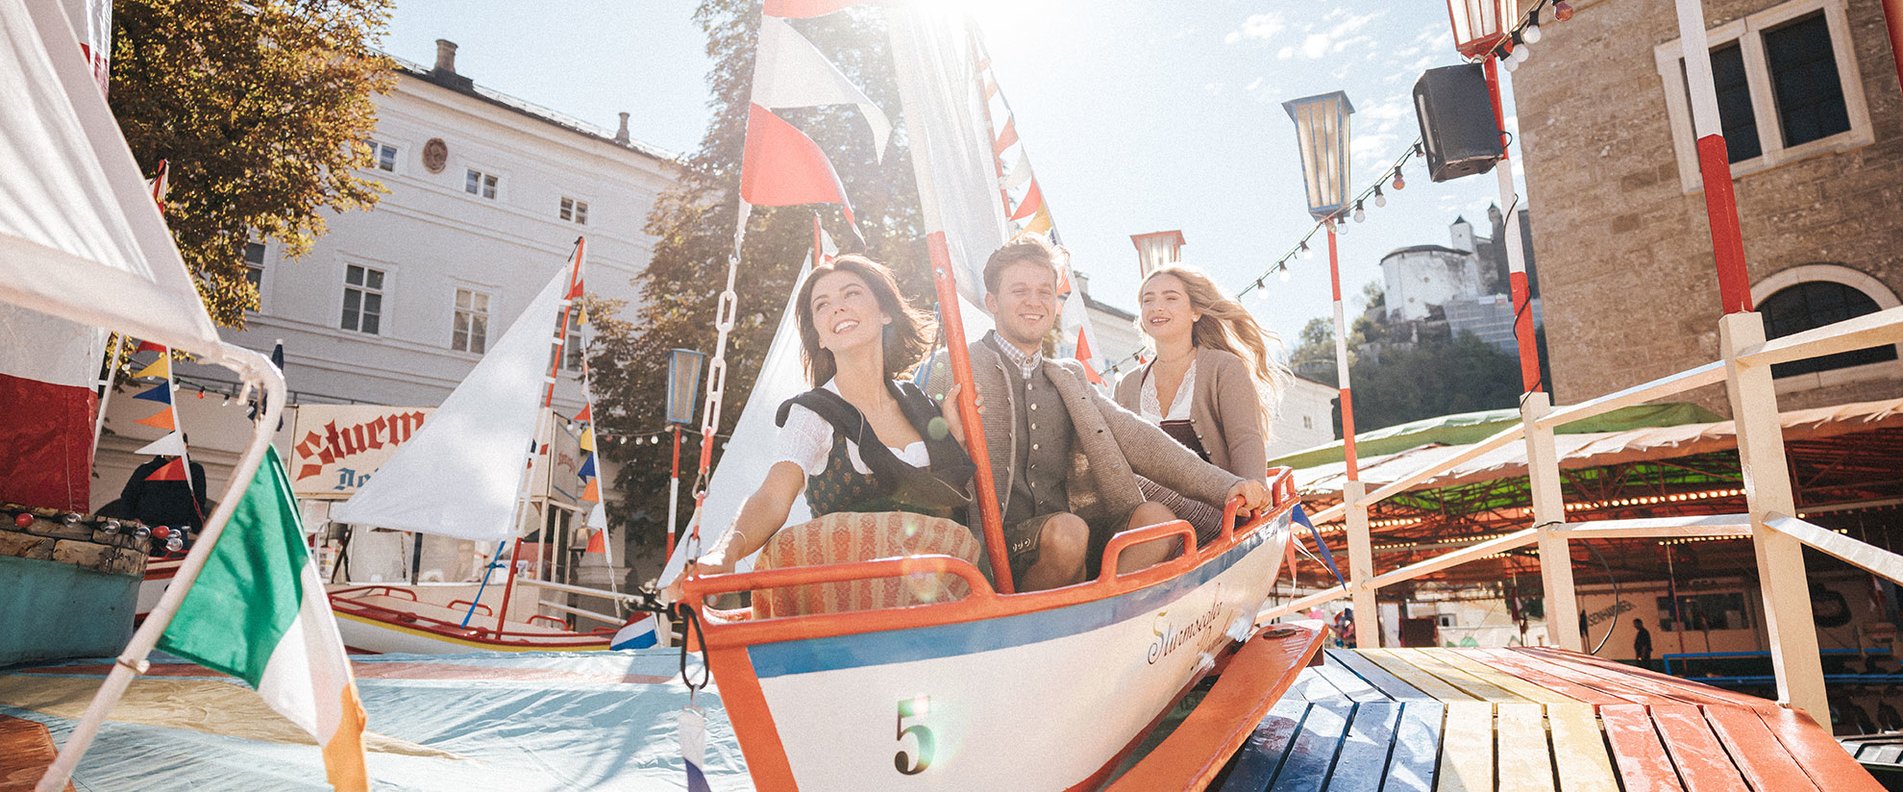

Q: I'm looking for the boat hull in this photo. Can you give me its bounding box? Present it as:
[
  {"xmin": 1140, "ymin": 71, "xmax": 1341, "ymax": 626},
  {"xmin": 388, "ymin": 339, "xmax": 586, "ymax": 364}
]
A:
[
  {"xmin": 0, "ymin": 556, "xmax": 139, "ymax": 666},
  {"xmin": 689, "ymin": 500, "xmax": 1295, "ymax": 792}
]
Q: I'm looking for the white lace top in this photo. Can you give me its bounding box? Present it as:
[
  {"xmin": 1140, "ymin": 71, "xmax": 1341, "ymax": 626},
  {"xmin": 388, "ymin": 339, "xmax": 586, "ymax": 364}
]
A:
[
  {"xmin": 1138, "ymin": 358, "xmax": 1198, "ymax": 423},
  {"xmin": 774, "ymin": 380, "xmax": 931, "ymax": 476}
]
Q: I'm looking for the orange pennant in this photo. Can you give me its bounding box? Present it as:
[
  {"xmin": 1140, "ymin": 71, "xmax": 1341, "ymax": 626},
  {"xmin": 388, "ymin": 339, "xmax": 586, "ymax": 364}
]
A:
[
  {"xmin": 145, "ymin": 457, "xmax": 188, "ymax": 482},
  {"xmin": 584, "ymin": 528, "xmax": 606, "ymax": 554},
  {"xmin": 582, "ymin": 478, "xmax": 600, "ymax": 503},
  {"xmin": 135, "ymin": 409, "xmax": 177, "ymax": 432}
]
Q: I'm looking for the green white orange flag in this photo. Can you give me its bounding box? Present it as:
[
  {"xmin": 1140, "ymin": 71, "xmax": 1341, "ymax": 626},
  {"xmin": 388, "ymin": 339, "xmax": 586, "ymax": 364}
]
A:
[{"xmin": 158, "ymin": 446, "xmax": 370, "ymax": 790}]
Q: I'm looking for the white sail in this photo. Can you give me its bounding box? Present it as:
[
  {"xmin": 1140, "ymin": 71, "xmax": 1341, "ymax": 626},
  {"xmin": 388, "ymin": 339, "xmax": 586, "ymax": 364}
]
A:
[
  {"xmin": 331, "ymin": 263, "xmax": 571, "ymax": 541},
  {"xmin": 0, "ymin": 0, "xmax": 219, "ymax": 356}
]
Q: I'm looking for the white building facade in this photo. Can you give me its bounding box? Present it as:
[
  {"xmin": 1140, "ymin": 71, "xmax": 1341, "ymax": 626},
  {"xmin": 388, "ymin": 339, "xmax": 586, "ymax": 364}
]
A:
[{"xmin": 95, "ymin": 41, "xmax": 681, "ymax": 511}]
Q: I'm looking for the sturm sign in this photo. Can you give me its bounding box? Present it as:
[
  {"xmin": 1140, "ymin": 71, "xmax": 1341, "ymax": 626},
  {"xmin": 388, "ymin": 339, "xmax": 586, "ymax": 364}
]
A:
[{"xmin": 289, "ymin": 405, "xmax": 431, "ymax": 496}]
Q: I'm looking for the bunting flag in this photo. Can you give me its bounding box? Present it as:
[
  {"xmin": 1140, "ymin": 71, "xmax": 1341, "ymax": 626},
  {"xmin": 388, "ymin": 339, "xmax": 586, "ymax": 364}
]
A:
[
  {"xmin": 144, "ymin": 456, "xmax": 188, "ymax": 482},
  {"xmin": 135, "ymin": 431, "xmax": 187, "ymax": 456},
  {"xmin": 565, "ymin": 276, "xmax": 586, "ymax": 301},
  {"xmin": 992, "ymin": 118, "xmax": 1018, "ymax": 158},
  {"xmin": 135, "ymin": 409, "xmax": 176, "ymax": 432},
  {"xmin": 59, "ymin": 0, "xmax": 112, "ymax": 94},
  {"xmin": 133, "ymin": 355, "xmax": 171, "ymax": 380},
  {"xmin": 1009, "ymin": 178, "xmax": 1044, "ymax": 222},
  {"xmin": 131, "ymin": 382, "xmax": 172, "ymax": 404},
  {"xmin": 572, "ymin": 403, "xmax": 591, "ymax": 423},
  {"xmin": 1003, "ymin": 150, "xmax": 1033, "ymax": 190},
  {"xmin": 135, "ymin": 339, "xmax": 167, "ymax": 353},
  {"xmin": 584, "ymin": 526, "xmax": 607, "ymax": 554},
  {"xmin": 578, "ymin": 427, "xmax": 596, "ymax": 454},
  {"xmin": 1075, "ymin": 327, "xmax": 1103, "ymax": 385},
  {"xmin": 739, "ymin": 4, "xmax": 890, "ymax": 226}
]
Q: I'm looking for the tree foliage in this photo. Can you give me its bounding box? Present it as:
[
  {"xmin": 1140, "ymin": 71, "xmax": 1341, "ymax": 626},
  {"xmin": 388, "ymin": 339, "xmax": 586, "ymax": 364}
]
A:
[
  {"xmin": 588, "ymin": 3, "xmax": 933, "ymax": 553},
  {"xmin": 110, "ymin": 0, "xmax": 394, "ymax": 326}
]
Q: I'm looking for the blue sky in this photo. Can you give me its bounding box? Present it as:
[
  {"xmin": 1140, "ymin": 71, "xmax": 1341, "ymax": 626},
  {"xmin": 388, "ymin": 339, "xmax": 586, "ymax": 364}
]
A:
[{"xmin": 384, "ymin": 1, "xmax": 1528, "ymax": 347}]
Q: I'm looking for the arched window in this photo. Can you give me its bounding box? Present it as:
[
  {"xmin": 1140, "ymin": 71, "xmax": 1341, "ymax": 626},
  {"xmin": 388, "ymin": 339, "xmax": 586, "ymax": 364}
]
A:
[{"xmin": 1759, "ymin": 280, "xmax": 1898, "ymax": 378}]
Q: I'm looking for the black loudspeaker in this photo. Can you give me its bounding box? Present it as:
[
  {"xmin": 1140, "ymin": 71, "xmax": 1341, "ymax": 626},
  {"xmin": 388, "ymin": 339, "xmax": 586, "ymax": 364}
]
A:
[{"xmin": 1413, "ymin": 63, "xmax": 1502, "ymax": 183}]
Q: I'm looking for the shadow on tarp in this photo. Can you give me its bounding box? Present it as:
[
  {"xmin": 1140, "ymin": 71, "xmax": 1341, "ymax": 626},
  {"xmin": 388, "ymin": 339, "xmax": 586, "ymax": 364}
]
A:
[{"xmin": 0, "ymin": 648, "xmax": 749, "ymax": 790}]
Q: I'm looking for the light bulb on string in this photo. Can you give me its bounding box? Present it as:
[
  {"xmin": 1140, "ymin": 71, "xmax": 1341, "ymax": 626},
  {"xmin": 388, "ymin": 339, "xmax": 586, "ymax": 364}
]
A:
[
  {"xmin": 1278, "ymin": 266, "xmax": 1292, "ymax": 283},
  {"xmin": 1352, "ymin": 201, "xmax": 1366, "ymax": 223},
  {"xmin": 1300, "ymin": 242, "xmax": 1313, "ymax": 260},
  {"xmin": 1373, "ymin": 186, "xmax": 1386, "ymax": 208},
  {"xmin": 1554, "ymin": 1, "xmax": 1574, "ymax": 21},
  {"xmin": 1392, "ymin": 172, "xmax": 1406, "ymax": 191},
  {"xmin": 1521, "ymin": 11, "xmax": 1543, "ymax": 44},
  {"xmin": 1504, "ymin": 55, "xmax": 1519, "ymax": 72},
  {"xmin": 1512, "ymin": 42, "xmax": 1531, "ymax": 64}
]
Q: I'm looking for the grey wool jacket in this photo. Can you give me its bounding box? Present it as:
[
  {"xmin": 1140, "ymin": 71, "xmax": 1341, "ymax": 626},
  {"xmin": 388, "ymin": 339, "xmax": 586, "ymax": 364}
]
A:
[
  {"xmin": 1112, "ymin": 347, "xmax": 1269, "ymax": 480},
  {"xmin": 964, "ymin": 332, "xmax": 1243, "ymax": 527}
]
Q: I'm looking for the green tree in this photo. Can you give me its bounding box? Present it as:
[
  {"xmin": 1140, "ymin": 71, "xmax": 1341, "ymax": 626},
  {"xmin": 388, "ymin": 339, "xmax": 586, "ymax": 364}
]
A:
[
  {"xmin": 111, "ymin": 0, "xmax": 394, "ymax": 326},
  {"xmin": 1348, "ymin": 332, "xmax": 1521, "ymax": 431},
  {"xmin": 590, "ymin": 3, "xmax": 931, "ymax": 556}
]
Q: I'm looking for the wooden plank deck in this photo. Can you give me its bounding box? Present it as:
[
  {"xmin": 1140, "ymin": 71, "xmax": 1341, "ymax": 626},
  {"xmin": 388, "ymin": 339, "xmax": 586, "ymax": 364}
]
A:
[{"xmin": 1220, "ymin": 647, "xmax": 1882, "ymax": 791}]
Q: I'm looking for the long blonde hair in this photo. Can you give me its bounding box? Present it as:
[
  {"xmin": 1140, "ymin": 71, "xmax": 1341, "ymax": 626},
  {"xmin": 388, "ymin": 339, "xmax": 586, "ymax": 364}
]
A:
[{"xmin": 1141, "ymin": 265, "xmax": 1292, "ymax": 419}]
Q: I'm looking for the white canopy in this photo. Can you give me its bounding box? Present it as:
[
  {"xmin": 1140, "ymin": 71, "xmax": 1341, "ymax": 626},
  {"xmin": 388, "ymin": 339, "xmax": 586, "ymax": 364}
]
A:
[{"xmin": 0, "ymin": 0, "xmax": 220, "ymax": 357}]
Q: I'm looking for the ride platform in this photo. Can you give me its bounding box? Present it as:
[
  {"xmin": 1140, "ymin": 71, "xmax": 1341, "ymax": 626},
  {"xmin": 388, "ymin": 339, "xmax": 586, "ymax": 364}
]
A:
[{"xmin": 1219, "ymin": 646, "xmax": 1881, "ymax": 791}]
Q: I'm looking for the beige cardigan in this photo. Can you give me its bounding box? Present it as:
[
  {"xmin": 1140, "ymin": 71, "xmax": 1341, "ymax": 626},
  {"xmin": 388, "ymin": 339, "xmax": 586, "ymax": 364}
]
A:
[{"xmin": 1113, "ymin": 347, "xmax": 1269, "ymax": 480}]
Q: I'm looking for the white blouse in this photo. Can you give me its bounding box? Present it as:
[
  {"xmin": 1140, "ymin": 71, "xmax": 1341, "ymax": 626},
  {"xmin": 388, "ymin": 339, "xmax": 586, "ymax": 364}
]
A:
[
  {"xmin": 774, "ymin": 380, "xmax": 930, "ymax": 476},
  {"xmin": 1138, "ymin": 358, "xmax": 1198, "ymax": 423}
]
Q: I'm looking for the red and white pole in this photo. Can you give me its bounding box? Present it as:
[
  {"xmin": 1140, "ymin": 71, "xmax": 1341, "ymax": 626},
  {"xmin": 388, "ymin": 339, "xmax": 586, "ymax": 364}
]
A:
[
  {"xmin": 1328, "ymin": 219, "xmax": 1377, "ymax": 648},
  {"xmin": 1326, "ymin": 222, "xmax": 1358, "ymax": 481},
  {"xmin": 1482, "ymin": 57, "xmax": 1542, "ymax": 392},
  {"xmin": 1673, "ymin": 0, "xmax": 1753, "ymax": 313},
  {"xmin": 666, "ymin": 425, "xmax": 682, "ymax": 558}
]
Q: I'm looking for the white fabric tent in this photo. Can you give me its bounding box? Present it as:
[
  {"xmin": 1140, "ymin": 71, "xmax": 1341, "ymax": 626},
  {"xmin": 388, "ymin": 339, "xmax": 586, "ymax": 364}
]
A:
[{"xmin": 0, "ymin": 0, "xmax": 220, "ymax": 357}]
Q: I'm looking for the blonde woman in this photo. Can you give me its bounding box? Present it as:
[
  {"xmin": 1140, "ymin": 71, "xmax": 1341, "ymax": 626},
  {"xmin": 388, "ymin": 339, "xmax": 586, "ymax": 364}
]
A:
[{"xmin": 1114, "ymin": 265, "xmax": 1290, "ymax": 543}]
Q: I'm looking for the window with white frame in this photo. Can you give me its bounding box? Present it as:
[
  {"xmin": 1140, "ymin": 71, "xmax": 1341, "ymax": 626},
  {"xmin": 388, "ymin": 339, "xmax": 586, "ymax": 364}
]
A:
[
  {"xmin": 1752, "ymin": 263, "xmax": 1902, "ymax": 388},
  {"xmin": 341, "ymin": 264, "xmax": 385, "ymax": 335},
  {"xmin": 363, "ymin": 139, "xmax": 397, "ymax": 172},
  {"xmin": 560, "ymin": 197, "xmax": 589, "ymax": 225},
  {"xmin": 242, "ymin": 240, "xmax": 267, "ymax": 291},
  {"xmin": 452, "ymin": 288, "xmax": 491, "ymax": 354},
  {"xmin": 1655, "ymin": 0, "xmax": 1871, "ymax": 189},
  {"xmin": 465, "ymin": 168, "xmax": 499, "ymax": 199}
]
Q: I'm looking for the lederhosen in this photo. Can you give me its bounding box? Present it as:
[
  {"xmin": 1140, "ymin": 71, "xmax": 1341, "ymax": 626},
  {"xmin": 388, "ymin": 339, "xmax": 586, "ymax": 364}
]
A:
[{"xmin": 774, "ymin": 381, "xmax": 975, "ymax": 521}]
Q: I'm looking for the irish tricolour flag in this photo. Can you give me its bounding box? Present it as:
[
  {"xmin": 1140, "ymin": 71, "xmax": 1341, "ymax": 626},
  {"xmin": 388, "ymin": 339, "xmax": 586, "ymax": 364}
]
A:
[{"xmin": 158, "ymin": 447, "xmax": 370, "ymax": 790}]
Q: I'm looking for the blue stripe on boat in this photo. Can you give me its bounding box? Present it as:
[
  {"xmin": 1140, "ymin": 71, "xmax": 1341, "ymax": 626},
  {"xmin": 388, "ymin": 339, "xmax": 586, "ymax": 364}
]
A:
[{"xmin": 748, "ymin": 518, "xmax": 1281, "ymax": 679}]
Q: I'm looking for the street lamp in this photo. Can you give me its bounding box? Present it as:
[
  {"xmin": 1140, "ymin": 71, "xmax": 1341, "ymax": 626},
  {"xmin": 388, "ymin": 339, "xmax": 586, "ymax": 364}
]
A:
[
  {"xmin": 1446, "ymin": 0, "xmax": 1512, "ymax": 59},
  {"xmin": 1283, "ymin": 90, "xmax": 1375, "ymax": 649},
  {"xmin": 664, "ymin": 348, "xmax": 705, "ymax": 557},
  {"xmin": 1130, "ymin": 230, "xmax": 1187, "ymax": 279}
]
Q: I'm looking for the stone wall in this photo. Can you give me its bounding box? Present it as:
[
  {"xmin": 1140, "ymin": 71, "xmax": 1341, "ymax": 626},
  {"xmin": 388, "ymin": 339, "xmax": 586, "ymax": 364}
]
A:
[
  {"xmin": 1512, "ymin": 0, "xmax": 1903, "ymax": 413},
  {"xmin": 0, "ymin": 505, "xmax": 151, "ymax": 577}
]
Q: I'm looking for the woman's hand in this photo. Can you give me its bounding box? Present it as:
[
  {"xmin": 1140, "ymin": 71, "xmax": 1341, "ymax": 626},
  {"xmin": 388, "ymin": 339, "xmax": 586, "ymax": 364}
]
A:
[
  {"xmin": 663, "ymin": 553, "xmax": 734, "ymax": 604},
  {"xmin": 939, "ymin": 382, "xmax": 980, "ymax": 445}
]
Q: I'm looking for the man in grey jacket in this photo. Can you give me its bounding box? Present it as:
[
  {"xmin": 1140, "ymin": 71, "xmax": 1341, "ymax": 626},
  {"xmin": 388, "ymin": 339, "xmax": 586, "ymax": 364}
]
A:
[{"xmin": 955, "ymin": 235, "xmax": 1270, "ymax": 591}]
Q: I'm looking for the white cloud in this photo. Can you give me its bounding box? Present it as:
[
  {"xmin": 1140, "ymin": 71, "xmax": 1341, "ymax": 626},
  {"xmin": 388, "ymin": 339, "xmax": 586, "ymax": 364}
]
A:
[
  {"xmin": 1245, "ymin": 76, "xmax": 1265, "ymax": 92},
  {"xmin": 1300, "ymin": 33, "xmax": 1331, "ymax": 59},
  {"xmin": 1277, "ymin": 46, "xmax": 1296, "ymax": 60},
  {"xmin": 1225, "ymin": 12, "xmax": 1287, "ymax": 45}
]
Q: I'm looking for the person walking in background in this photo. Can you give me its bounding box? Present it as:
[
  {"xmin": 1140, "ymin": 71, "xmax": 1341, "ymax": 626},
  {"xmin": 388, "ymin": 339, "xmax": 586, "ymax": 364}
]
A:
[
  {"xmin": 1633, "ymin": 618, "xmax": 1654, "ymax": 668},
  {"xmin": 1114, "ymin": 265, "xmax": 1291, "ymax": 544}
]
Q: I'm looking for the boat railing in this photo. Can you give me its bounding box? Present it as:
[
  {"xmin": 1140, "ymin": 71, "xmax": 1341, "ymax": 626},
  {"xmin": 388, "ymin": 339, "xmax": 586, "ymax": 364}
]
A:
[{"xmin": 1259, "ymin": 303, "xmax": 1903, "ymax": 723}]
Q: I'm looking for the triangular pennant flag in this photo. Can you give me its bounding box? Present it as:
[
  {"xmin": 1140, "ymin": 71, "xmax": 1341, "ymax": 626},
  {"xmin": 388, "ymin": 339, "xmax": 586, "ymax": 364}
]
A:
[
  {"xmin": 565, "ymin": 277, "xmax": 585, "ymax": 301},
  {"xmin": 753, "ymin": 16, "xmax": 891, "ymax": 159},
  {"xmin": 582, "ymin": 478, "xmax": 600, "ymax": 503},
  {"xmin": 136, "ymin": 432, "xmax": 188, "ymax": 456},
  {"xmin": 576, "ymin": 305, "xmax": 589, "ymax": 327},
  {"xmin": 763, "ymin": 0, "xmax": 867, "ymax": 18},
  {"xmin": 584, "ymin": 527, "xmax": 606, "ymax": 554},
  {"xmin": 145, "ymin": 456, "xmax": 188, "ymax": 481},
  {"xmin": 135, "ymin": 340, "xmax": 167, "ymax": 353},
  {"xmin": 132, "ymin": 382, "xmax": 173, "ymax": 405},
  {"xmin": 1020, "ymin": 205, "xmax": 1054, "ymax": 235},
  {"xmin": 740, "ymin": 103, "xmax": 857, "ymax": 224},
  {"xmin": 579, "ymin": 428, "xmax": 596, "ymax": 454},
  {"xmin": 578, "ymin": 453, "xmax": 597, "ymax": 479},
  {"xmin": 572, "ymin": 404, "xmax": 592, "ymax": 423},
  {"xmin": 1076, "ymin": 327, "xmax": 1103, "ymax": 385},
  {"xmin": 135, "ymin": 409, "xmax": 177, "ymax": 432},
  {"xmin": 1003, "ymin": 150, "xmax": 1033, "ymax": 190},
  {"xmin": 1011, "ymin": 178, "xmax": 1045, "ymax": 222},
  {"xmin": 133, "ymin": 355, "xmax": 171, "ymax": 380},
  {"xmin": 993, "ymin": 118, "xmax": 1018, "ymax": 158}
]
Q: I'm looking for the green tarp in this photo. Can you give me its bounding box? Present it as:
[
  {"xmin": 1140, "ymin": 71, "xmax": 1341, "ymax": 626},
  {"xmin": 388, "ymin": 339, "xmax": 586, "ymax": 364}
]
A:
[{"xmin": 1269, "ymin": 402, "xmax": 1725, "ymax": 471}]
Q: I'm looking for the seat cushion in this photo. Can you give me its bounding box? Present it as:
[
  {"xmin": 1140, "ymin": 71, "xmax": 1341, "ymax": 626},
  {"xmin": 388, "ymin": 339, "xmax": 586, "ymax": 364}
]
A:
[{"xmin": 753, "ymin": 511, "xmax": 984, "ymax": 618}]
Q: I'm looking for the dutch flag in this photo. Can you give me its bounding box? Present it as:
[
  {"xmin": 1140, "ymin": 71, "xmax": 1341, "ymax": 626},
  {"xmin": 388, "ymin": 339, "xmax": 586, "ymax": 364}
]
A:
[{"xmin": 612, "ymin": 614, "xmax": 659, "ymax": 650}]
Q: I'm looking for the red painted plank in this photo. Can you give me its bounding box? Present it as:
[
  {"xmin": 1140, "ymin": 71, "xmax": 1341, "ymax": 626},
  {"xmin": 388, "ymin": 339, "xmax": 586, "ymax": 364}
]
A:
[
  {"xmin": 1701, "ymin": 706, "xmax": 1820, "ymax": 792},
  {"xmin": 1598, "ymin": 704, "xmax": 1687, "ymax": 792},
  {"xmin": 1757, "ymin": 708, "xmax": 1885, "ymax": 792},
  {"xmin": 1520, "ymin": 648, "xmax": 1773, "ymax": 711},
  {"xmin": 1476, "ymin": 649, "xmax": 1637, "ymax": 706},
  {"xmin": 1648, "ymin": 704, "xmax": 1750, "ymax": 792},
  {"xmin": 0, "ymin": 715, "xmax": 70, "ymax": 792},
  {"xmin": 1515, "ymin": 649, "xmax": 1750, "ymax": 710}
]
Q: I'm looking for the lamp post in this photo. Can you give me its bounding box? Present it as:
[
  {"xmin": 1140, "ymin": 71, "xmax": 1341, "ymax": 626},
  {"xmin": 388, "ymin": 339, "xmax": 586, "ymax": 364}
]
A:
[
  {"xmin": 1130, "ymin": 230, "xmax": 1187, "ymax": 279},
  {"xmin": 665, "ymin": 348, "xmax": 705, "ymax": 558},
  {"xmin": 1446, "ymin": 0, "xmax": 1586, "ymax": 655},
  {"xmin": 1283, "ymin": 90, "xmax": 1375, "ymax": 649}
]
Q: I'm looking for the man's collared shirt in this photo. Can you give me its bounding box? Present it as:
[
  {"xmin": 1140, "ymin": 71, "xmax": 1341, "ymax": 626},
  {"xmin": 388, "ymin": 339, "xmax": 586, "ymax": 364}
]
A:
[{"xmin": 992, "ymin": 335, "xmax": 1043, "ymax": 379}]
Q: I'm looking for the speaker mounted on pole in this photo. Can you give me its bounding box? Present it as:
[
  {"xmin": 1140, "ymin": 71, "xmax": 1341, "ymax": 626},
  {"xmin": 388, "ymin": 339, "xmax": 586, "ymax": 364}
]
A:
[{"xmin": 1413, "ymin": 63, "xmax": 1503, "ymax": 183}]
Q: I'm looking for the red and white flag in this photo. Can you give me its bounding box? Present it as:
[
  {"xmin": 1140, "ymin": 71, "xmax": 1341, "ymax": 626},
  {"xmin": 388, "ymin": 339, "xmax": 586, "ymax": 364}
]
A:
[{"xmin": 739, "ymin": 2, "xmax": 886, "ymax": 224}]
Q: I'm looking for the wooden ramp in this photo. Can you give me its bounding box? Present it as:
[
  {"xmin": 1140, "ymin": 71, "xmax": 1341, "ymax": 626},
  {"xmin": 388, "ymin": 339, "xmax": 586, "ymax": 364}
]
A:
[
  {"xmin": 0, "ymin": 715, "xmax": 68, "ymax": 792},
  {"xmin": 1220, "ymin": 647, "xmax": 1881, "ymax": 791}
]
